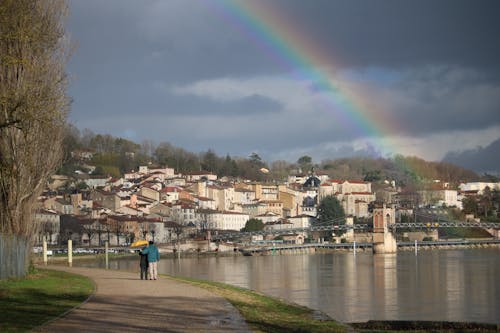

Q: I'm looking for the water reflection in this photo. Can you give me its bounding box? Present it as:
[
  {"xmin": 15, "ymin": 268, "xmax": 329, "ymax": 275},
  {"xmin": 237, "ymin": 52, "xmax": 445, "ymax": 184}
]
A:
[
  {"xmin": 373, "ymin": 254, "xmax": 398, "ymax": 320},
  {"xmin": 76, "ymin": 249, "xmax": 500, "ymax": 324}
]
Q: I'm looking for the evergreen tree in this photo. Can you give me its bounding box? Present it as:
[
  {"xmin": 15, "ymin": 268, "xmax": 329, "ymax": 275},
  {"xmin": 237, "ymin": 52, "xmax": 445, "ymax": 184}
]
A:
[
  {"xmin": 241, "ymin": 218, "xmax": 264, "ymax": 232},
  {"xmin": 317, "ymin": 196, "xmax": 345, "ymax": 224}
]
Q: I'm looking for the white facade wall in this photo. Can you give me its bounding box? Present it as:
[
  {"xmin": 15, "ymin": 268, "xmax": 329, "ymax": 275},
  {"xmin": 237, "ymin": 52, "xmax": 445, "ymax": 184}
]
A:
[
  {"xmin": 84, "ymin": 177, "xmax": 110, "ymax": 189},
  {"xmin": 219, "ymin": 187, "xmax": 235, "ymax": 211},
  {"xmin": 459, "ymin": 182, "xmax": 500, "ymax": 194},
  {"xmin": 439, "ymin": 190, "xmax": 462, "ymax": 209},
  {"xmin": 220, "ymin": 212, "xmax": 249, "ymax": 230},
  {"xmin": 341, "ymin": 181, "xmax": 371, "ymax": 194},
  {"xmin": 288, "ymin": 215, "xmax": 313, "ymax": 229},
  {"xmin": 201, "ymin": 211, "xmax": 249, "ymax": 230}
]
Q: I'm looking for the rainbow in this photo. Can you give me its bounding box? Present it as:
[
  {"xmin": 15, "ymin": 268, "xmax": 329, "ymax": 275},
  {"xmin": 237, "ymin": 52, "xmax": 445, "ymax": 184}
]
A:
[{"xmin": 206, "ymin": 0, "xmax": 403, "ymax": 157}]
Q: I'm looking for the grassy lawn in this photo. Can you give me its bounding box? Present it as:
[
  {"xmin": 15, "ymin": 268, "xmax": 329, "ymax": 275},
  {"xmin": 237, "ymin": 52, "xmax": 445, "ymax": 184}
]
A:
[
  {"xmin": 0, "ymin": 269, "xmax": 94, "ymax": 333},
  {"xmin": 168, "ymin": 275, "xmax": 349, "ymax": 333}
]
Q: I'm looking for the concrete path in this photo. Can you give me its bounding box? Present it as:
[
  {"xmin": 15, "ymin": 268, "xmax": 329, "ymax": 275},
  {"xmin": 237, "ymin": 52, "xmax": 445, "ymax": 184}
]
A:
[{"xmin": 33, "ymin": 265, "xmax": 252, "ymax": 333}]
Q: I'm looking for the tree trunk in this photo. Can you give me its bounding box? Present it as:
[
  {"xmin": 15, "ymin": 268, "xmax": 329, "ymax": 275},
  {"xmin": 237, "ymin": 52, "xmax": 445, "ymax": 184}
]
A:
[{"xmin": 0, "ymin": 0, "xmax": 70, "ymax": 277}]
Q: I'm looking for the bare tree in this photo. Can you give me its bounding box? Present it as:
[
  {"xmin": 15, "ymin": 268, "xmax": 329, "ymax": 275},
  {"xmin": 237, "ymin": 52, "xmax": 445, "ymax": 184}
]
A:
[
  {"xmin": 80, "ymin": 221, "xmax": 96, "ymax": 248},
  {"xmin": 0, "ymin": 0, "xmax": 70, "ymax": 276},
  {"xmin": 109, "ymin": 220, "xmax": 125, "ymax": 246}
]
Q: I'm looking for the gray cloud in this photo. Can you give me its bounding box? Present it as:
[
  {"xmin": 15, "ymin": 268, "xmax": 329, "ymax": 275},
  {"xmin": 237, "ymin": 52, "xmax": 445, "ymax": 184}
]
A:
[
  {"xmin": 443, "ymin": 138, "xmax": 500, "ymax": 174},
  {"xmin": 67, "ymin": 0, "xmax": 500, "ymax": 165}
]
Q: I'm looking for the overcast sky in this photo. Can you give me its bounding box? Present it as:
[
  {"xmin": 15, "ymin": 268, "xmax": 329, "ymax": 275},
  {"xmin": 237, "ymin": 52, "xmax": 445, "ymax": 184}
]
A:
[{"xmin": 67, "ymin": 0, "xmax": 500, "ymax": 164}]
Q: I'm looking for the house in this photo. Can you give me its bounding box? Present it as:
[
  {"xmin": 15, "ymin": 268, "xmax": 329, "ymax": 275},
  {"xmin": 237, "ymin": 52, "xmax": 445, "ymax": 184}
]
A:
[
  {"xmin": 234, "ymin": 187, "xmax": 257, "ymax": 205},
  {"xmin": 259, "ymin": 200, "xmax": 284, "ymax": 217},
  {"xmin": 90, "ymin": 189, "xmax": 121, "ymax": 211},
  {"xmin": 160, "ymin": 186, "xmax": 181, "ymax": 203},
  {"xmin": 171, "ymin": 201, "xmax": 197, "ymax": 226},
  {"xmin": 149, "ymin": 167, "xmax": 175, "ymax": 178},
  {"xmin": 250, "ymin": 183, "xmax": 282, "ymax": 200},
  {"xmin": 288, "ymin": 214, "xmax": 314, "ymax": 229},
  {"xmin": 459, "ymin": 182, "xmax": 500, "ymax": 194},
  {"xmin": 318, "ymin": 179, "xmax": 375, "ymax": 217},
  {"xmin": 34, "ymin": 209, "xmax": 61, "ymax": 245},
  {"xmin": 84, "ymin": 175, "xmax": 111, "ymax": 189},
  {"xmin": 255, "ymin": 211, "xmax": 281, "ymax": 224},
  {"xmin": 139, "ymin": 184, "xmax": 161, "ymax": 202},
  {"xmin": 206, "ymin": 184, "xmax": 235, "ymax": 211},
  {"xmin": 185, "ymin": 171, "xmax": 217, "ymax": 182},
  {"xmin": 418, "ymin": 189, "xmax": 462, "ymax": 208},
  {"xmin": 241, "ymin": 201, "xmax": 268, "ymax": 218},
  {"xmin": 195, "ymin": 196, "xmax": 216, "ymax": 210},
  {"xmin": 54, "ymin": 198, "xmax": 73, "ymax": 215},
  {"xmin": 198, "ymin": 210, "xmax": 249, "ymax": 231},
  {"xmin": 264, "ymin": 219, "xmax": 294, "ymax": 231},
  {"xmin": 149, "ymin": 202, "xmax": 172, "ymax": 217},
  {"xmin": 279, "ymin": 187, "xmax": 304, "ymax": 217},
  {"xmin": 115, "ymin": 205, "xmax": 144, "ymax": 216}
]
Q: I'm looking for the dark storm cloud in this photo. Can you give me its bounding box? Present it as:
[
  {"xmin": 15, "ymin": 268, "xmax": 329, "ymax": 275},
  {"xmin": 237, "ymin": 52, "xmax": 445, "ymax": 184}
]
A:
[
  {"xmin": 443, "ymin": 138, "xmax": 500, "ymax": 173},
  {"xmin": 368, "ymin": 67, "xmax": 500, "ymax": 136},
  {"xmin": 276, "ymin": 0, "xmax": 500, "ymax": 70}
]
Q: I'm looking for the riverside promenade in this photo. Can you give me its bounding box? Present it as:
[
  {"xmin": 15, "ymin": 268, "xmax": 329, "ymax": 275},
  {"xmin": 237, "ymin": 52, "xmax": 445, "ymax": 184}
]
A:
[{"xmin": 33, "ymin": 265, "xmax": 252, "ymax": 333}]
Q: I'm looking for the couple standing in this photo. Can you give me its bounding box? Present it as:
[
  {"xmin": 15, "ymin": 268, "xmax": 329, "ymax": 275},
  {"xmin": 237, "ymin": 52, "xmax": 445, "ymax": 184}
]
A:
[{"xmin": 139, "ymin": 240, "xmax": 160, "ymax": 280}]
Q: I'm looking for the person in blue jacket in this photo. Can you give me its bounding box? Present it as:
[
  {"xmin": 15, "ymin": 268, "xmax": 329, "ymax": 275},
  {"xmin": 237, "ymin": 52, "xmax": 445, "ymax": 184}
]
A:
[{"xmin": 141, "ymin": 240, "xmax": 160, "ymax": 280}]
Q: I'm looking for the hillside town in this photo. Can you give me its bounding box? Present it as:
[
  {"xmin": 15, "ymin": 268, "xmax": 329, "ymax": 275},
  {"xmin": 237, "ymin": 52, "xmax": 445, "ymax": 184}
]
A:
[{"xmin": 35, "ymin": 158, "xmax": 500, "ymax": 251}]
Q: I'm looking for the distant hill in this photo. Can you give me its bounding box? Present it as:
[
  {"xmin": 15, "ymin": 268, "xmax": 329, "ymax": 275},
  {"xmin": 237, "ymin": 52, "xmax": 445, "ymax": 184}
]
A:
[
  {"xmin": 317, "ymin": 156, "xmax": 479, "ymax": 188},
  {"xmin": 60, "ymin": 125, "xmax": 483, "ymax": 186},
  {"xmin": 443, "ymin": 138, "xmax": 500, "ymax": 175}
]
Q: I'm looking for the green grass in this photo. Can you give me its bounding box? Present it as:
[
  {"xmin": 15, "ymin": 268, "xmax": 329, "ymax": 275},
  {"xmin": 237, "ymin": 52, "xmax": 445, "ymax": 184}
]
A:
[
  {"xmin": 438, "ymin": 227, "xmax": 493, "ymax": 239},
  {"xmin": 0, "ymin": 269, "xmax": 94, "ymax": 333},
  {"xmin": 167, "ymin": 275, "xmax": 348, "ymax": 333}
]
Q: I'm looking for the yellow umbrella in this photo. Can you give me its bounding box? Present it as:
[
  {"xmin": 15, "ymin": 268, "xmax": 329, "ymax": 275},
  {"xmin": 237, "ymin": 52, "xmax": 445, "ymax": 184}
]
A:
[{"xmin": 130, "ymin": 240, "xmax": 149, "ymax": 248}]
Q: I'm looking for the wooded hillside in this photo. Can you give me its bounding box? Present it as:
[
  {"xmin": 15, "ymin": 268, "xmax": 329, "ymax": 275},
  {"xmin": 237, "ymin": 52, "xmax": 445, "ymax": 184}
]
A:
[{"xmin": 61, "ymin": 125, "xmax": 486, "ymax": 188}]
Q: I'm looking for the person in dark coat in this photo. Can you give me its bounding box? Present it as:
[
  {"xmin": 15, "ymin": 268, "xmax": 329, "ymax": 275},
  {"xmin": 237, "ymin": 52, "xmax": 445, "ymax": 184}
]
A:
[
  {"xmin": 139, "ymin": 247, "xmax": 149, "ymax": 280},
  {"xmin": 141, "ymin": 241, "xmax": 160, "ymax": 280}
]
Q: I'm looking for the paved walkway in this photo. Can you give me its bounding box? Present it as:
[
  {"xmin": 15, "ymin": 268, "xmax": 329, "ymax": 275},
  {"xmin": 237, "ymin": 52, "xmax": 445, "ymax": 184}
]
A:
[{"xmin": 33, "ymin": 265, "xmax": 252, "ymax": 333}]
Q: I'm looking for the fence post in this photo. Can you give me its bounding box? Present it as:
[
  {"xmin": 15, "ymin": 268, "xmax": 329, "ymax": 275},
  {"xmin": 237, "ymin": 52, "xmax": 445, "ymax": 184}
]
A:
[
  {"xmin": 43, "ymin": 236, "xmax": 48, "ymax": 265},
  {"xmin": 68, "ymin": 239, "xmax": 73, "ymax": 267},
  {"xmin": 105, "ymin": 241, "xmax": 109, "ymax": 269}
]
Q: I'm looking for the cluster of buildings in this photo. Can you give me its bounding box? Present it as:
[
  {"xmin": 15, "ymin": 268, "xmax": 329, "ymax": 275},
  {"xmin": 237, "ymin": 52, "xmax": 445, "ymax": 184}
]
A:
[{"xmin": 35, "ymin": 162, "xmax": 499, "ymax": 248}]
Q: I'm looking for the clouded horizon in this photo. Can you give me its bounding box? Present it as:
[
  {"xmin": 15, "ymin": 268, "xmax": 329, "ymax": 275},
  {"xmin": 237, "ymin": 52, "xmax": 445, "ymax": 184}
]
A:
[{"xmin": 67, "ymin": 0, "xmax": 500, "ymax": 167}]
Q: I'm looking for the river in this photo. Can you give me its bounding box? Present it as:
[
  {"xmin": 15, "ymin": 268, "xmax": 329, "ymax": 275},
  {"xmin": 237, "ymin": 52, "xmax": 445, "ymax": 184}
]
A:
[{"xmin": 76, "ymin": 248, "xmax": 500, "ymax": 324}]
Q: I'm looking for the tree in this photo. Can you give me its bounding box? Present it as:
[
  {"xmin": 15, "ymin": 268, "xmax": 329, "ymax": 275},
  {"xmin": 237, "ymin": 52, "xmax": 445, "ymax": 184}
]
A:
[
  {"xmin": 107, "ymin": 220, "xmax": 125, "ymax": 246},
  {"xmin": 201, "ymin": 149, "xmax": 218, "ymax": 173},
  {"xmin": 462, "ymin": 196, "xmax": 478, "ymax": 216},
  {"xmin": 1, "ymin": 0, "xmax": 70, "ymax": 277},
  {"xmin": 317, "ymin": 196, "xmax": 345, "ymax": 224},
  {"xmin": 249, "ymin": 152, "xmax": 264, "ymax": 167},
  {"xmin": 81, "ymin": 222, "xmax": 96, "ymax": 248},
  {"xmin": 297, "ymin": 155, "xmax": 312, "ymax": 172},
  {"xmin": 241, "ymin": 218, "xmax": 264, "ymax": 232}
]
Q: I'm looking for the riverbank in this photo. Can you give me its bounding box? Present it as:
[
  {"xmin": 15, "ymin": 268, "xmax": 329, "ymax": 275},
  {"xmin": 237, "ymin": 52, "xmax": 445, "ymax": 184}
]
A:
[
  {"xmin": 171, "ymin": 276, "xmax": 500, "ymax": 332},
  {"xmin": 31, "ymin": 249, "xmax": 500, "ymax": 330},
  {"xmin": 3, "ymin": 264, "xmax": 498, "ymax": 332}
]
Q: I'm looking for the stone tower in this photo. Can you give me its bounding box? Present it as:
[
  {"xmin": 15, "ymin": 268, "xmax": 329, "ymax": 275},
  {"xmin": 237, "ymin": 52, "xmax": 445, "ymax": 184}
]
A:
[{"xmin": 372, "ymin": 204, "xmax": 397, "ymax": 254}]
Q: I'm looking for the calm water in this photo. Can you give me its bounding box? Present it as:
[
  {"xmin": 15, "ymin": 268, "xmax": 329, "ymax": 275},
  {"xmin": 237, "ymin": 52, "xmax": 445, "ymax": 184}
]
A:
[{"xmin": 78, "ymin": 248, "xmax": 500, "ymax": 324}]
